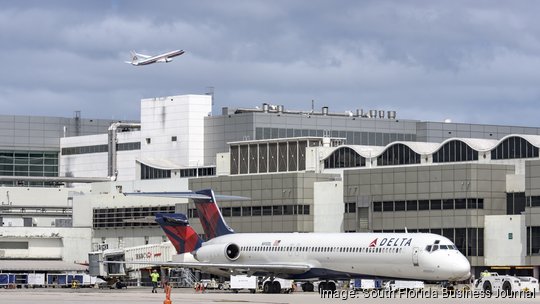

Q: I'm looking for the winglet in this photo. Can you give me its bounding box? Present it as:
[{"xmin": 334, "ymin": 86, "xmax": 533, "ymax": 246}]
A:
[{"xmin": 155, "ymin": 213, "xmax": 203, "ymax": 254}]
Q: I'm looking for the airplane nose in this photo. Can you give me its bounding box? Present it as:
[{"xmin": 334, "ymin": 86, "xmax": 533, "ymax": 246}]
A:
[{"xmin": 453, "ymin": 256, "xmax": 471, "ymax": 281}]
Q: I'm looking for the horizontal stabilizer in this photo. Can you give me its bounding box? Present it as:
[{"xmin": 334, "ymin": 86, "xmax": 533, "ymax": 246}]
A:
[{"xmin": 124, "ymin": 191, "xmax": 249, "ymax": 201}]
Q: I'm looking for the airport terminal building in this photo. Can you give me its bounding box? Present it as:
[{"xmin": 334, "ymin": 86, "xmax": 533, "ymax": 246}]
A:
[{"xmin": 2, "ymin": 93, "xmax": 540, "ymax": 280}]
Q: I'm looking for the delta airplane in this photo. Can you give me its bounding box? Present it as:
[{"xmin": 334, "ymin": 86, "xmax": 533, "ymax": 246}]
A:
[
  {"xmin": 121, "ymin": 189, "xmax": 471, "ymax": 293},
  {"xmin": 125, "ymin": 49, "xmax": 185, "ymax": 66}
]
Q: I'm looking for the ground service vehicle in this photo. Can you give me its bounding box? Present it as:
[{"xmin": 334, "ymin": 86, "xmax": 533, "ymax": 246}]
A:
[
  {"xmin": 230, "ymin": 275, "xmax": 293, "ymax": 293},
  {"xmin": 351, "ymin": 279, "xmax": 382, "ymax": 290},
  {"xmin": 199, "ymin": 279, "xmax": 229, "ymax": 290},
  {"xmin": 230, "ymin": 275, "xmax": 257, "ymax": 293},
  {"xmin": 474, "ymin": 272, "xmax": 539, "ymax": 293},
  {"xmin": 384, "ymin": 280, "xmax": 424, "ymax": 291}
]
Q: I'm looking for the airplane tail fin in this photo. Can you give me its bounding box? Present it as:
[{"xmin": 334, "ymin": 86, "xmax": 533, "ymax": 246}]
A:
[
  {"xmin": 155, "ymin": 213, "xmax": 203, "ymax": 254},
  {"xmin": 129, "ymin": 50, "xmax": 138, "ymax": 64},
  {"xmin": 193, "ymin": 189, "xmax": 235, "ymax": 239}
]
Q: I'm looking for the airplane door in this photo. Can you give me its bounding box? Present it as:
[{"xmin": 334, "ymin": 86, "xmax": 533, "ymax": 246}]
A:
[{"xmin": 412, "ymin": 247, "xmax": 419, "ymax": 267}]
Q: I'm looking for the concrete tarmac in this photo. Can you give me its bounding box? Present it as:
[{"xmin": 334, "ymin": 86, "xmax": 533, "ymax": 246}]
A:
[{"xmin": 1, "ymin": 287, "xmax": 540, "ymax": 304}]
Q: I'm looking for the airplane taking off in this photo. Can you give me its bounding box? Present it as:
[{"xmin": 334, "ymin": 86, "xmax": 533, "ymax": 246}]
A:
[
  {"xmin": 125, "ymin": 49, "xmax": 185, "ymax": 66},
  {"xmin": 121, "ymin": 189, "xmax": 471, "ymax": 293}
]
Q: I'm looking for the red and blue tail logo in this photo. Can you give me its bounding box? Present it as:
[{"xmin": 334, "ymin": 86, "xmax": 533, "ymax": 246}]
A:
[
  {"xmin": 193, "ymin": 189, "xmax": 235, "ymax": 239},
  {"xmin": 155, "ymin": 213, "xmax": 203, "ymax": 254}
]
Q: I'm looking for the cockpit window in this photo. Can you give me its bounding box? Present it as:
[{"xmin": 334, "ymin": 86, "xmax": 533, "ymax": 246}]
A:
[
  {"xmin": 431, "ymin": 245, "xmax": 439, "ymax": 252},
  {"xmin": 440, "ymin": 245, "xmax": 448, "ymax": 249},
  {"xmin": 425, "ymin": 245, "xmax": 432, "ymax": 252}
]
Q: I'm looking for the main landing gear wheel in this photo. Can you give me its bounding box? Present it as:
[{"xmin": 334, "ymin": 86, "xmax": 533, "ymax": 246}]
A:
[
  {"xmin": 318, "ymin": 281, "xmax": 336, "ymax": 292},
  {"xmin": 302, "ymin": 282, "xmax": 314, "ymax": 292}
]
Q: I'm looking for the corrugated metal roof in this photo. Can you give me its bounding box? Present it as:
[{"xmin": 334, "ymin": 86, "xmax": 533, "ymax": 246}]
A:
[{"xmin": 0, "ymin": 260, "xmax": 87, "ymax": 271}]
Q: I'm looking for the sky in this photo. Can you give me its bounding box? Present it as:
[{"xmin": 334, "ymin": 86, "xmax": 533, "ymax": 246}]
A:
[{"xmin": 2, "ymin": 0, "xmax": 540, "ymax": 126}]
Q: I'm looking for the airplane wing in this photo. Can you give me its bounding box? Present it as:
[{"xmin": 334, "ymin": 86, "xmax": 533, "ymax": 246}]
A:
[
  {"xmin": 105, "ymin": 260, "xmax": 310, "ymax": 276},
  {"xmin": 135, "ymin": 53, "xmax": 152, "ymax": 59}
]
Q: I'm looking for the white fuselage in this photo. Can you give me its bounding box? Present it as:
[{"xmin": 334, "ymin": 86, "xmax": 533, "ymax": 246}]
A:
[
  {"xmin": 131, "ymin": 50, "xmax": 184, "ymax": 66},
  {"xmin": 194, "ymin": 233, "xmax": 470, "ymax": 281}
]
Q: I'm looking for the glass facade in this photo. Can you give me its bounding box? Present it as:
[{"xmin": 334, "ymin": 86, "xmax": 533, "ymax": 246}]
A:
[
  {"xmin": 179, "ymin": 167, "xmax": 216, "ymax": 178},
  {"xmin": 188, "ymin": 204, "xmax": 310, "ymax": 218},
  {"xmin": 0, "ymin": 150, "xmax": 58, "ymax": 186},
  {"xmin": 433, "ymin": 140, "xmax": 478, "ymax": 163},
  {"xmin": 140, "ymin": 163, "xmax": 171, "ymax": 180},
  {"xmin": 376, "ymin": 227, "xmax": 483, "ymax": 256},
  {"xmin": 230, "ymin": 140, "xmax": 311, "ymax": 175},
  {"xmin": 324, "ymin": 147, "xmax": 366, "ymax": 169},
  {"xmin": 377, "ymin": 144, "xmax": 420, "ymax": 166},
  {"xmin": 527, "ymin": 227, "xmax": 540, "ymax": 255},
  {"xmin": 61, "ymin": 142, "xmax": 140, "ymax": 155},
  {"xmin": 506, "ymin": 192, "xmax": 526, "ymax": 215},
  {"xmin": 491, "ymin": 137, "xmax": 539, "ymax": 160},
  {"xmin": 93, "ymin": 205, "xmax": 175, "ymax": 228},
  {"xmin": 373, "ymin": 198, "xmax": 484, "ymax": 212},
  {"xmin": 255, "ymin": 127, "xmax": 416, "ymax": 146}
]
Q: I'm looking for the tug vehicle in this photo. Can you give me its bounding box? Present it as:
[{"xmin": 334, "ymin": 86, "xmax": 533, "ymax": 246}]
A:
[{"xmin": 473, "ymin": 272, "xmax": 538, "ymax": 293}]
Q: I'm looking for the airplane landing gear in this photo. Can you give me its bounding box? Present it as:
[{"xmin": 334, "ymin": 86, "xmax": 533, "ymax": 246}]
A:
[
  {"xmin": 318, "ymin": 280, "xmax": 336, "ymax": 292},
  {"xmin": 301, "ymin": 282, "xmax": 314, "ymax": 292}
]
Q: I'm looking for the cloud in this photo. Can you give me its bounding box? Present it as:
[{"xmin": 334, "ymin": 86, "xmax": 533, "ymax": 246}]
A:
[{"xmin": 1, "ymin": 0, "xmax": 540, "ymax": 127}]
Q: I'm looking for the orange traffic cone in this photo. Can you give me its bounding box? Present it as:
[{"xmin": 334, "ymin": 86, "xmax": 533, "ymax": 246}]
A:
[{"xmin": 163, "ymin": 283, "xmax": 172, "ymax": 304}]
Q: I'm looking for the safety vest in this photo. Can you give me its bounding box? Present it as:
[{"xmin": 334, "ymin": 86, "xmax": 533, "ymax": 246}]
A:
[{"xmin": 151, "ymin": 272, "xmax": 160, "ymax": 282}]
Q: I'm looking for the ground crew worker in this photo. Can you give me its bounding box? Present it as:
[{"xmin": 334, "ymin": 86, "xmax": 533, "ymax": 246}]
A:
[{"xmin": 150, "ymin": 269, "xmax": 160, "ymax": 293}]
